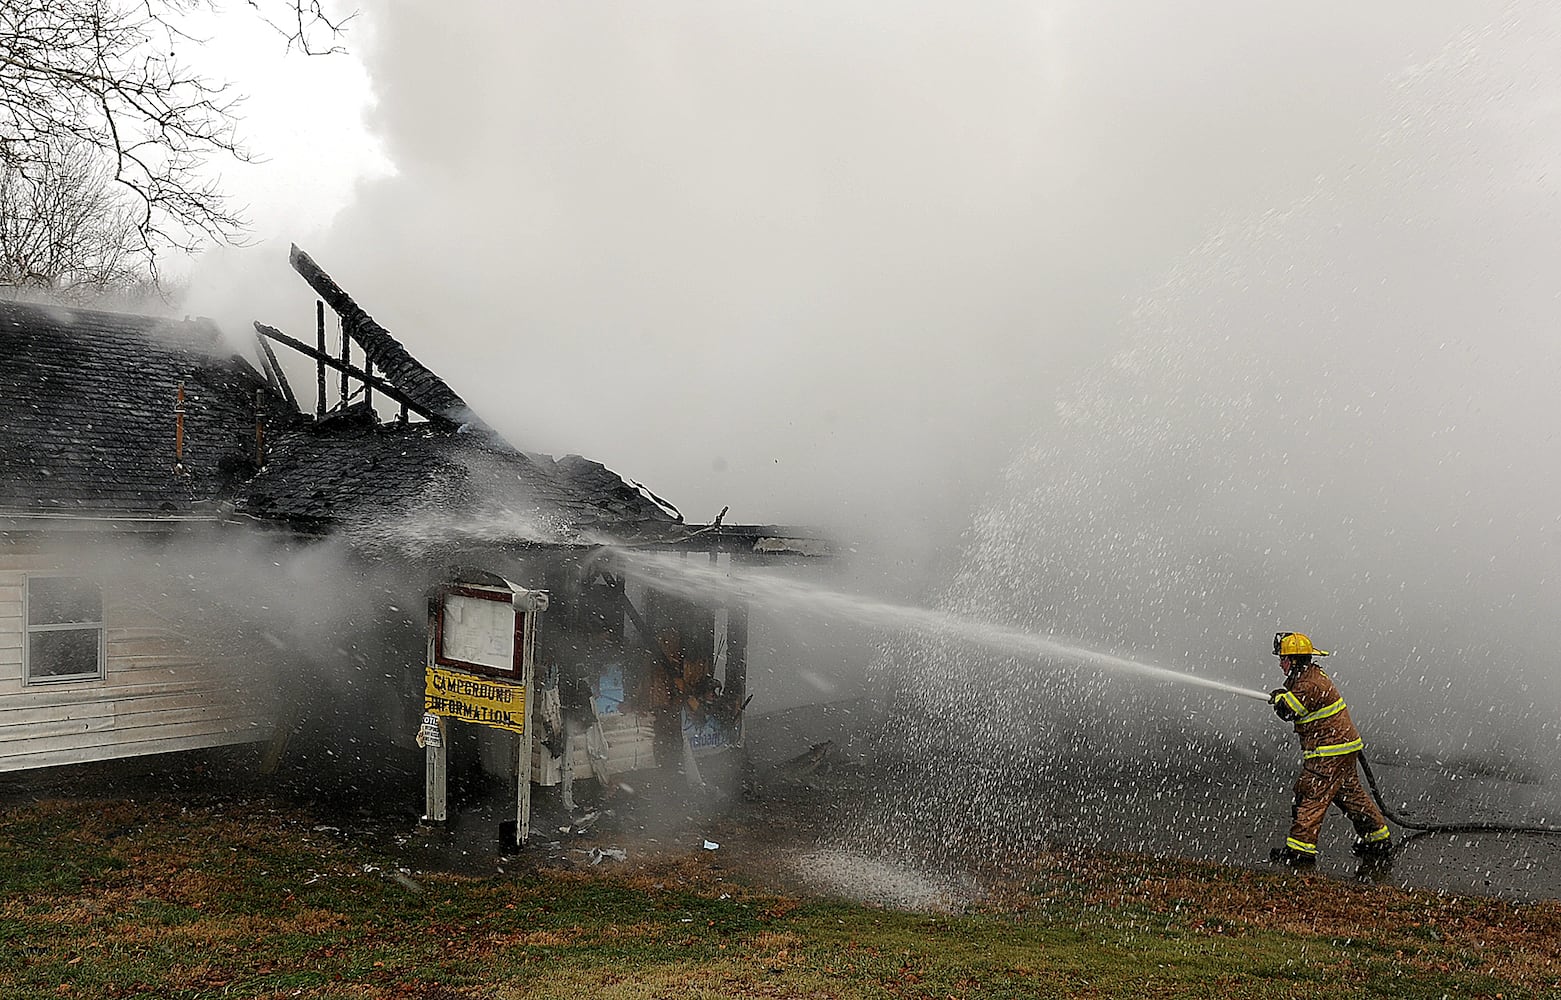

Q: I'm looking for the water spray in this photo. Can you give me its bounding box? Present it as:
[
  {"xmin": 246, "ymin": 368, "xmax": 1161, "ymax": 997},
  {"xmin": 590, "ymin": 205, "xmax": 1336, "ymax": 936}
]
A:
[
  {"xmin": 613, "ymin": 549, "xmax": 1559, "ymax": 844},
  {"xmin": 610, "ymin": 549, "xmax": 1270, "ymax": 703}
]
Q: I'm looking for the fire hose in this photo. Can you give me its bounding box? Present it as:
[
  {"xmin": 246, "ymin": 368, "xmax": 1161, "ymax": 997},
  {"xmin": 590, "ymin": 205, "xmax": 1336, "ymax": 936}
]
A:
[{"xmin": 1356, "ymin": 750, "xmax": 1561, "ymax": 839}]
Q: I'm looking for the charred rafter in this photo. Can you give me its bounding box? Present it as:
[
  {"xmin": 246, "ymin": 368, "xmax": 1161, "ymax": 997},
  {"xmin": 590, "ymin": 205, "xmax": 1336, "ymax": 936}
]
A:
[
  {"xmin": 288, "ymin": 244, "xmax": 482, "ymax": 428},
  {"xmin": 252, "ymin": 331, "xmax": 300, "ymax": 412},
  {"xmin": 254, "ymin": 322, "xmax": 440, "ymax": 423}
]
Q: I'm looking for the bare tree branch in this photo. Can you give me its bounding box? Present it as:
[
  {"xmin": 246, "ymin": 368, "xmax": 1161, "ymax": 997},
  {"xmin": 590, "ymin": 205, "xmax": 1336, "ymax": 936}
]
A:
[
  {"xmin": 0, "ymin": 0, "xmax": 353, "ymax": 272},
  {"xmin": 246, "ymin": 0, "xmax": 354, "ymax": 55},
  {"xmin": 0, "ymin": 140, "xmax": 149, "ymax": 298}
]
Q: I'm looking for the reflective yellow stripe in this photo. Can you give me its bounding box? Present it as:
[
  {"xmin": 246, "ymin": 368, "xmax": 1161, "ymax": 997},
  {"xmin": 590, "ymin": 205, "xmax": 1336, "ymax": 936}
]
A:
[
  {"xmin": 1285, "ymin": 837, "xmax": 1318, "ymax": 854},
  {"xmin": 1364, "ymin": 826, "xmax": 1390, "ymax": 843},
  {"xmin": 1297, "ymin": 697, "xmax": 1346, "ymax": 725},
  {"xmin": 1304, "ymin": 738, "xmax": 1364, "ymax": 759},
  {"xmin": 1277, "ymin": 691, "xmax": 1306, "ymax": 716}
]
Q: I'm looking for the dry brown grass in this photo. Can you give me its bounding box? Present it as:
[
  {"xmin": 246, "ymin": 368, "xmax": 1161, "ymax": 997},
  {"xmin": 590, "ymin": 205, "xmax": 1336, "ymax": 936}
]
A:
[{"xmin": 5, "ymin": 794, "xmax": 1560, "ymax": 998}]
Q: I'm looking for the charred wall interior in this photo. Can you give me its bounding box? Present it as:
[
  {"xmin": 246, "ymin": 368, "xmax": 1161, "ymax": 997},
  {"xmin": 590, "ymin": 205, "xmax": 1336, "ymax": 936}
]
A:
[{"xmin": 418, "ymin": 549, "xmax": 755, "ymax": 809}]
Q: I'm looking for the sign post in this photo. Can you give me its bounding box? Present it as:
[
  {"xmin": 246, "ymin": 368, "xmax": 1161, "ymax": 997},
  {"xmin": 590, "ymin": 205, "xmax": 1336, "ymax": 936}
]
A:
[
  {"xmin": 421, "ymin": 581, "xmax": 548, "ymax": 846},
  {"xmin": 512, "ymin": 588, "xmax": 547, "ymax": 847},
  {"xmin": 423, "ymin": 716, "xmax": 447, "ymax": 823},
  {"xmin": 422, "ymin": 613, "xmax": 447, "ymax": 824}
]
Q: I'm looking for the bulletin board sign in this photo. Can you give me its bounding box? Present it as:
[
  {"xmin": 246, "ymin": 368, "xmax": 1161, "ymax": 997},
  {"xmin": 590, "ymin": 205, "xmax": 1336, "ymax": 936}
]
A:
[
  {"xmin": 423, "ymin": 581, "xmax": 548, "ymax": 846},
  {"xmin": 434, "ymin": 585, "xmax": 524, "ymax": 678}
]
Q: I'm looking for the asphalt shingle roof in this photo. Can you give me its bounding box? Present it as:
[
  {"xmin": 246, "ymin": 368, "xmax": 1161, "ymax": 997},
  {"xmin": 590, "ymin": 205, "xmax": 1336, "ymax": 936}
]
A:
[{"xmin": 0, "ymin": 297, "xmax": 279, "ymax": 514}]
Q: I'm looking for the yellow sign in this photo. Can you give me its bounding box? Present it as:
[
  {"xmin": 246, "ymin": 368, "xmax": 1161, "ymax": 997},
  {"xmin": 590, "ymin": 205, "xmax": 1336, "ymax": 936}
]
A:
[{"xmin": 424, "ymin": 666, "xmax": 526, "ymax": 734}]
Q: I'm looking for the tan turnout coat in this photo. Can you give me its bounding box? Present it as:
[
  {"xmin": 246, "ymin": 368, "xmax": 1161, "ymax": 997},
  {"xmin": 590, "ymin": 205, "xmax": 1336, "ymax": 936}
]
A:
[{"xmin": 1272, "ymin": 665, "xmax": 1362, "ymax": 758}]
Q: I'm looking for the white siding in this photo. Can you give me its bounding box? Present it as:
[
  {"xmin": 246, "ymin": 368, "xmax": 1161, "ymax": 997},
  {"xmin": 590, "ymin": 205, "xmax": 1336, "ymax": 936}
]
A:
[{"xmin": 0, "ymin": 556, "xmax": 277, "ymax": 773}]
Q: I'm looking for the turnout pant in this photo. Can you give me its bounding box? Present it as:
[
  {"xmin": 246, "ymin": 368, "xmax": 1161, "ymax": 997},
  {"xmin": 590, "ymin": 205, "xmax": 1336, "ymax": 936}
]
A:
[{"xmin": 1287, "ymin": 752, "xmax": 1389, "ymax": 855}]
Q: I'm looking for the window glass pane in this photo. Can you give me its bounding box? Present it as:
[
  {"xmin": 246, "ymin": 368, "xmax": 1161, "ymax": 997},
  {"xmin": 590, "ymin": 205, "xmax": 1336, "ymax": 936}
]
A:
[
  {"xmin": 28, "ymin": 577, "xmax": 102, "ymax": 626},
  {"xmin": 28, "ymin": 628, "xmax": 102, "ymax": 681}
]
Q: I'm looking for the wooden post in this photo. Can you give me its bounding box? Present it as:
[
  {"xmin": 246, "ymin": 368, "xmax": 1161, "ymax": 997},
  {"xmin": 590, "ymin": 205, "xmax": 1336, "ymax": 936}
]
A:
[
  {"xmin": 516, "ymin": 601, "xmax": 538, "ymax": 846},
  {"xmin": 726, "ymin": 586, "xmax": 749, "ymax": 724},
  {"xmin": 173, "ymin": 382, "xmax": 185, "ymax": 469},
  {"xmin": 365, "ymin": 358, "xmax": 374, "ymax": 413},
  {"xmin": 339, "ymin": 315, "xmax": 350, "ymax": 402},
  {"xmin": 315, "ymin": 301, "xmax": 327, "ymax": 417},
  {"xmin": 424, "ymin": 598, "xmax": 448, "ymax": 823},
  {"xmin": 425, "ymin": 720, "xmax": 449, "ymax": 822}
]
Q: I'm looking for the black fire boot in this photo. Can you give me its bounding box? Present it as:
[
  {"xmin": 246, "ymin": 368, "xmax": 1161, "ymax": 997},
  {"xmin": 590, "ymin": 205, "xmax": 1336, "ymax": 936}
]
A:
[
  {"xmin": 1352, "ymin": 838, "xmax": 1394, "ymax": 858},
  {"xmin": 1268, "ymin": 846, "xmax": 1317, "ymax": 868}
]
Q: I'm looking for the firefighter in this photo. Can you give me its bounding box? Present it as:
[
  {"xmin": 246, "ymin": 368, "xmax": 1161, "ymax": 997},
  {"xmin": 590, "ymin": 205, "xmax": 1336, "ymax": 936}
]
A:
[{"xmin": 1267, "ymin": 631, "xmax": 1392, "ymax": 866}]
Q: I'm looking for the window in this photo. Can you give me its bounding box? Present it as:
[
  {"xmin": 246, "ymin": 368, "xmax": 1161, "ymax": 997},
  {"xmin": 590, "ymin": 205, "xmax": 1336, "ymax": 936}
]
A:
[{"xmin": 25, "ymin": 576, "xmax": 105, "ymax": 684}]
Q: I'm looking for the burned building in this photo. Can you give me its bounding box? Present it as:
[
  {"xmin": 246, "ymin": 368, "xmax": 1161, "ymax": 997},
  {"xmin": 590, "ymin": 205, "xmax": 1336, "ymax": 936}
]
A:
[{"xmin": 0, "ymin": 247, "xmax": 828, "ymax": 823}]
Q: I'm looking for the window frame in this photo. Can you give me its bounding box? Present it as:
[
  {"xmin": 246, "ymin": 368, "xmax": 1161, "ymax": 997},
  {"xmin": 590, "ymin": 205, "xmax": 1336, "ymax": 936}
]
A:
[{"xmin": 23, "ymin": 574, "xmax": 107, "ymax": 686}]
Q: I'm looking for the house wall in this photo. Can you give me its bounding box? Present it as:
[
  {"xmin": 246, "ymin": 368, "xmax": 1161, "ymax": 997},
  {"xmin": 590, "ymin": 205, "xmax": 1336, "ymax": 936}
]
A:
[{"xmin": 0, "ymin": 551, "xmax": 276, "ymax": 773}]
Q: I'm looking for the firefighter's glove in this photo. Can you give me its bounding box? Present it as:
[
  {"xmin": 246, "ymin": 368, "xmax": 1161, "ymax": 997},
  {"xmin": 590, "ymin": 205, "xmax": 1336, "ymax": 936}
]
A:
[{"xmin": 1269, "ymin": 688, "xmax": 1301, "ymax": 722}]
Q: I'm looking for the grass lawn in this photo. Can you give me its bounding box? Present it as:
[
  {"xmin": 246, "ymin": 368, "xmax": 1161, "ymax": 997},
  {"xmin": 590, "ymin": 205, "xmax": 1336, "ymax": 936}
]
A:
[{"xmin": 0, "ymin": 796, "xmax": 1557, "ymax": 998}]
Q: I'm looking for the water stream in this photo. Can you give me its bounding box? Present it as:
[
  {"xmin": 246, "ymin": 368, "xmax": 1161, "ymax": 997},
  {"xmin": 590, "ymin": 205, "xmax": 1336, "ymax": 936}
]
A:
[{"xmin": 611, "ymin": 550, "xmax": 1269, "ymax": 702}]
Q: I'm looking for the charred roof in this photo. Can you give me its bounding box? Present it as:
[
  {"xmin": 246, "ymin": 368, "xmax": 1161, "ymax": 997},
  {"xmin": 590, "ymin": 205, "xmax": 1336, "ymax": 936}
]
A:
[
  {"xmin": 239, "ymin": 405, "xmax": 679, "ymax": 544},
  {"xmin": 0, "ymin": 294, "xmax": 674, "ymax": 543},
  {"xmin": 0, "ymin": 297, "xmax": 282, "ymax": 515},
  {"xmin": 1, "ymin": 250, "xmax": 828, "ymax": 557}
]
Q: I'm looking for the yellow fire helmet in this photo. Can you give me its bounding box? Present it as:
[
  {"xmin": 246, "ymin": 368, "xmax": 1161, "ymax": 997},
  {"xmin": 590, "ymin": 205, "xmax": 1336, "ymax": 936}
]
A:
[{"xmin": 1273, "ymin": 631, "xmax": 1331, "ymax": 658}]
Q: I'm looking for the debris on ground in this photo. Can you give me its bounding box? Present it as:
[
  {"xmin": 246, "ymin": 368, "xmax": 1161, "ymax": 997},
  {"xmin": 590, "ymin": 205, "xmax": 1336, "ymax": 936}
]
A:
[{"xmin": 773, "ymin": 741, "xmax": 833, "ymax": 783}]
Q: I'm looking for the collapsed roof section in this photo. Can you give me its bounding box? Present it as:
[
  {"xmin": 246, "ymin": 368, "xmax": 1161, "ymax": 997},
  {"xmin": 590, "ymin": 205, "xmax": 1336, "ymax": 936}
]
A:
[
  {"xmin": 285, "ymin": 244, "xmax": 483, "ymax": 429},
  {"xmin": 247, "ymin": 247, "xmax": 685, "ymax": 547},
  {"xmin": 0, "ymin": 248, "xmax": 832, "ymax": 558},
  {"xmin": 237, "ymin": 406, "xmax": 681, "ymax": 547},
  {"xmin": 0, "ymin": 293, "xmax": 669, "ymax": 544}
]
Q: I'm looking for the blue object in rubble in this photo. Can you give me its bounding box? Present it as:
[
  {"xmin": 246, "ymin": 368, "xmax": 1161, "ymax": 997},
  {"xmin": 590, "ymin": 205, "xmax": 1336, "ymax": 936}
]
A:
[
  {"xmin": 682, "ymin": 707, "xmax": 728, "ymax": 749},
  {"xmin": 593, "ymin": 662, "xmax": 624, "ymax": 717}
]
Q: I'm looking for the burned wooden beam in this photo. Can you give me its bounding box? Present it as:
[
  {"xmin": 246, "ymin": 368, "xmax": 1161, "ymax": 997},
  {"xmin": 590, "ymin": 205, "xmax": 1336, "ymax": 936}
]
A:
[
  {"xmin": 289, "ymin": 244, "xmax": 482, "ymax": 427},
  {"xmin": 253, "ymin": 336, "xmax": 282, "ymax": 392},
  {"xmin": 314, "ymin": 301, "xmax": 327, "ymax": 417},
  {"xmin": 254, "ymin": 389, "xmax": 266, "ymax": 466},
  {"xmin": 254, "ymin": 322, "xmax": 440, "ymax": 422},
  {"xmin": 254, "ymin": 331, "xmax": 300, "ymax": 412},
  {"xmin": 616, "ymin": 588, "xmax": 685, "ymax": 684},
  {"xmin": 339, "ymin": 313, "xmax": 349, "ymax": 404},
  {"xmin": 725, "ymin": 599, "xmax": 749, "ymax": 712}
]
